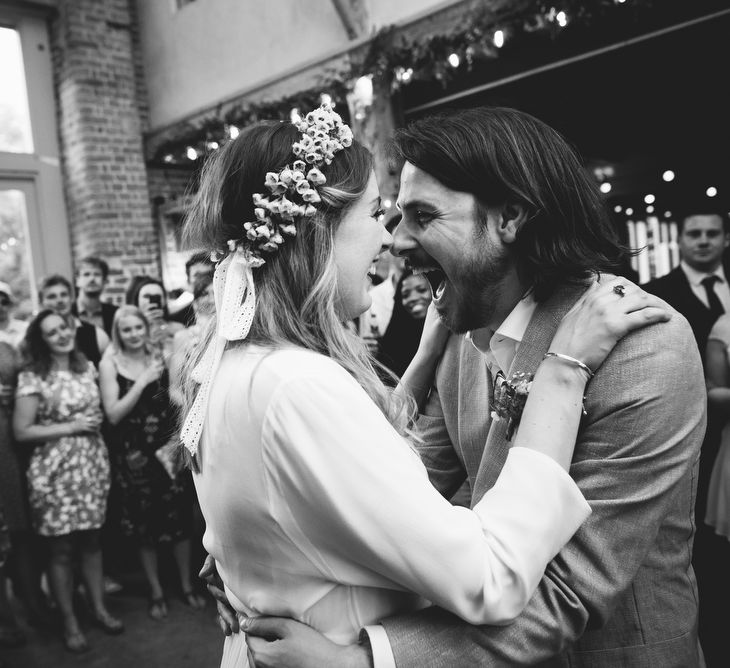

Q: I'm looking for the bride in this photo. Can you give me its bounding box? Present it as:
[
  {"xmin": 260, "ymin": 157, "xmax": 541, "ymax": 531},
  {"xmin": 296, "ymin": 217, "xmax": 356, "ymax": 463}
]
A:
[{"xmin": 178, "ymin": 103, "xmax": 667, "ymax": 666}]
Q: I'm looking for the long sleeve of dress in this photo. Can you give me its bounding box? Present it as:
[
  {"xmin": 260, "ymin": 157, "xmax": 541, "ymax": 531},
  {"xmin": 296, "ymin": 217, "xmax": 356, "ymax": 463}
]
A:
[{"xmin": 261, "ymin": 361, "xmax": 591, "ymax": 626}]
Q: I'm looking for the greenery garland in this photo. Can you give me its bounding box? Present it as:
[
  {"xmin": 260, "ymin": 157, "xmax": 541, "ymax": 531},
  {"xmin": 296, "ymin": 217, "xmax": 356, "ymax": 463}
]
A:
[{"xmin": 152, "ymin": 0, "xmax": 720, "ymax": 166}]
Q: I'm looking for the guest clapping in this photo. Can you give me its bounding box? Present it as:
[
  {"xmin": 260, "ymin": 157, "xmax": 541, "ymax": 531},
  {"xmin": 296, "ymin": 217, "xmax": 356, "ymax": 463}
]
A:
[
  {"xmin": 99, "ymin": 307, "xmax": 202, "ymax": 620},
  {"xmin": 12, "ymin": 311, "xmax": 122, "ymax": 653}
]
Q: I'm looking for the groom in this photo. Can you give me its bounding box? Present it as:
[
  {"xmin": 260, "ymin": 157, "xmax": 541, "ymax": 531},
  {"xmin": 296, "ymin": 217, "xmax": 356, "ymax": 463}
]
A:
[{"xmin": 213, "ymin": 107, "xmax": 707, "ymax": 667}]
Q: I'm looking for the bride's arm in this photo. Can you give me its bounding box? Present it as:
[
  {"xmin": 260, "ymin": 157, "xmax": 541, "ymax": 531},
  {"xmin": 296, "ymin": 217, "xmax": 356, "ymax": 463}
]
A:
[{"xmin": 396, "ymin": 303, "xmax": 449, "ymax": 410}]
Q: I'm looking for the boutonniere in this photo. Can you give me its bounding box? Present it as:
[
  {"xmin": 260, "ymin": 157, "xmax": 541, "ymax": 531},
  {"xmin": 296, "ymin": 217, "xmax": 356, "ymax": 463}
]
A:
[{"xmin": 491, "ymin": 371, "xmax": 534, "ymax": 441}]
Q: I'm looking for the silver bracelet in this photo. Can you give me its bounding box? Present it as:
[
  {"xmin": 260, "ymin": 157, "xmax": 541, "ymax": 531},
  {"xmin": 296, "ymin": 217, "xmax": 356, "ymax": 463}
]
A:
[{"xmin": 542, "ymin": 352, "xmax": 595, "ymax": 380}]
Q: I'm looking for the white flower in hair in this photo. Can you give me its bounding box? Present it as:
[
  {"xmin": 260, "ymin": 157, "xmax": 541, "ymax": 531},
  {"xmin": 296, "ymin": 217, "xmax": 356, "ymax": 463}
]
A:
[{"xmin": 225, "ymin": 99, "xmax": 353, "ymax": 262}]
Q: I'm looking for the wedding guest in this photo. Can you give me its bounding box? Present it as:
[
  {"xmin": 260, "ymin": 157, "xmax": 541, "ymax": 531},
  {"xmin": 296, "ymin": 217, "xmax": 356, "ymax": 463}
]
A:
[
  {"xmin": 0, "ymin": 282, "xmax": 27, "ymax": 347},
  {"xmin": 125, "ymin": 277, "xmax": 184, "ymax": 361},
  {"xmin": 13, "ymin": 310, "xmax": 122, "ymax": 653},
  {"xmin": 169, "ymin": 274, "xmax": 214, "ymax": 408},
  {"xmin": 0, "ymin": 505, "xmax": 26, "ymax": 649},
  {"xmin": 358, "ymin": 214, "xmax": 404, "ymax": 355},
  {"xmin": 99, "ymin": 306, "xmax": 202, "ymax": 621},
  {"xmin": 39, "ymin": 274, "xmax": 109, "ymax": 367},
  {"xmin": 377, "ymin": 269, "xmax": 432, "ymax": 378},
  {"xmin": 168, "ymin": 251, "xmax": 215, "ymax": 327},
  {"xmin": 706, "ymin": 312, "xmax": 730, "ymax": 539},
  {"xmin": 72, "ymin": 256, "xmax": 118, "ymax": 337},
  {"xmin": 0, "ymin": 341, "xmax": 50, "ymax": 629}
]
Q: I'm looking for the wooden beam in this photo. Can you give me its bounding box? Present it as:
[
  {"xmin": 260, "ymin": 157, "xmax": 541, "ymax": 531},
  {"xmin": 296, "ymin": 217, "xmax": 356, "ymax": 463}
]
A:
[{"xmin": 330, "ymin": 0, "xmax": 368, "ymax": 40}]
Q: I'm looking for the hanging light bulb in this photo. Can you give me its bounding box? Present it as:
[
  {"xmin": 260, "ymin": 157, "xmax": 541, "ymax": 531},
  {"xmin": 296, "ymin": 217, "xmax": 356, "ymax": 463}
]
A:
[
  {"xmin": 614, "ymin": 205, "xmax": 623, "ymax": 213},
  {"xmin": 228, "ymin": 125, "xmax": 239, "ymax": 139},
  {"xmin": 600, "ymin": 182, "xmax": 612, "ymax": 194},
  {"xmin": 644, "ymin": 194, "xmax": 655, "ymax": 204},
  {"xmin": 206, "ymin": 141, "xmax": 219, "ymax": 151},
  {"xmin": 556, "ymin": 11, "xmax": 568, "ymax": 27},
  {"xmin": 448, "ymin": 53, "xmax": 460, "ymax": 68},
  {"xmin": 163, "ymin": 154, "xmax": 174, "ymax": 164},
  {"xmin": 493, "ymin": 29, "xmax": 505, "ymax": 48},
  {"xmin": 646, "ymin": 205, "xmax": 655, "ymax": 213},
  {"xmin": 626, "ymin": 208, "xmax": 634, "ymax": 216},
  {"xmin": 706, "ymin": 186, "xmax": 718, "ymax": 197},
  {"xmin": 662, "ymin": 170, "xmax": 675, "ymax": 182},
  {"xmin": 186, "ymin": 146, "xmax": 199, "ymax": 161}
]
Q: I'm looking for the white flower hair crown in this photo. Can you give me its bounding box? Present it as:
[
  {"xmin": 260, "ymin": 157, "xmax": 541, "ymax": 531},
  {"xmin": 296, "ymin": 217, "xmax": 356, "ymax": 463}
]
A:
[{"xmin": 221, "ymin": 101, "xmax": 354, "ymax": 267}]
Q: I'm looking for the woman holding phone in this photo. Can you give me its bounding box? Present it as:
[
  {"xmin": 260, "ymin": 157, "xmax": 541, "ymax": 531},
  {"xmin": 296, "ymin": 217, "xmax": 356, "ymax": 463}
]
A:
[{"xmin": 125, "ymin": 277, "xmax": 184, "ymax": 362}]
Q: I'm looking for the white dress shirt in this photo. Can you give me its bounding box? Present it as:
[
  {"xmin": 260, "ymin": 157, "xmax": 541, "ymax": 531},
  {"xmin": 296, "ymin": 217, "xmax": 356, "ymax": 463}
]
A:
[
  {"xmin": 193, "ymin": 345, "xmax": 590, "ymax": 668},
  {"xmin": 680, "ymin": 261, "xmax": 730, "ymax": 313}
]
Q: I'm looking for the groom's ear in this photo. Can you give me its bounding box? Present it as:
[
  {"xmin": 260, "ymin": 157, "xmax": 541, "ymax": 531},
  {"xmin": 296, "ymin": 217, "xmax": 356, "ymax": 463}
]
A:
[{"xmin": 496, "ymin": 202, "xmax": 530, "ymax": 245}]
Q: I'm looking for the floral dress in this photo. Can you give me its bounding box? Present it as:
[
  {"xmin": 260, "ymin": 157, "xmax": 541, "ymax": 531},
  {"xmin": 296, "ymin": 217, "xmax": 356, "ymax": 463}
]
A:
[
  {"xmin": 106, "ymin": 364, "xmax": 192, "ymax": 546},
  {"xmin": 17, "ymin": 363, "xmax": 110, "ymax": 537}
]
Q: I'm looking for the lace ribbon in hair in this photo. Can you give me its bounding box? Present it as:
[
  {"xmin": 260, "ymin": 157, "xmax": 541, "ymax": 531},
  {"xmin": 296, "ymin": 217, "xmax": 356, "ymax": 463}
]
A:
[{"xmin": 180, "ymin": 251, "xmax": 256, "ymax": 461}]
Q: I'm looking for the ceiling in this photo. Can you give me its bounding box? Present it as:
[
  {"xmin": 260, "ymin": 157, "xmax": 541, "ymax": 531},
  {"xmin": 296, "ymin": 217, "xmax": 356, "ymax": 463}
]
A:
[{"xmin": 402, "ymin": 9, "xmax": 729, "ymax": 218}]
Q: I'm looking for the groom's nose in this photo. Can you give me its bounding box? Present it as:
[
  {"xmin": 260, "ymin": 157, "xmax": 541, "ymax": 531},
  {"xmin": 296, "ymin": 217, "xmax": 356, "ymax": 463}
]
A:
[{"xmin": 390, "ymin": 215, "xmax": 417, "ymax": 258}]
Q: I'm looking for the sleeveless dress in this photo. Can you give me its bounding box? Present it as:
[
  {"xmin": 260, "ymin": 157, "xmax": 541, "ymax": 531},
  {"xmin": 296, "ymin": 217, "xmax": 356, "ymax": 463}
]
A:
[
  {"xmin": 106, "ymin": 364, "xmax": 193, "ymax": 545},
  {"xmin": 17, "ymin": 363, "xmax": 110, "ymax": 536},
  {"xmin": 706, "ymin": 314, "xmax": 730, "ymax": 539}
]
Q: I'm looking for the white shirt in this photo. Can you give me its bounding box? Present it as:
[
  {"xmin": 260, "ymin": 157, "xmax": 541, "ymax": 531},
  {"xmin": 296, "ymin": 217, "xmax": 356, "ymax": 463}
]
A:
[
  {"xmin": 680, "ymin": 261, "xmax": 730, "ymax": 313},
  {"xmin": 193, "ymin": 346, "xmax": 590, "ymax": 667}
]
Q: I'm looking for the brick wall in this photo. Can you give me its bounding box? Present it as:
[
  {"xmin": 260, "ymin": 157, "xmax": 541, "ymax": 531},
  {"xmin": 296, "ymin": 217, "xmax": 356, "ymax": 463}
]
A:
[{"xmin": 51, "ymin": 0, "xmax": 158, "ymax": 303}]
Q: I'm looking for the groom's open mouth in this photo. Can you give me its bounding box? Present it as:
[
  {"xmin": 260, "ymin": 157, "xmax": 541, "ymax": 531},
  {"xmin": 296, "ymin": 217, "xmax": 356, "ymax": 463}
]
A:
[{"xmin": 407, "ymin": 258, "xmax": 446, "ymax": 301}]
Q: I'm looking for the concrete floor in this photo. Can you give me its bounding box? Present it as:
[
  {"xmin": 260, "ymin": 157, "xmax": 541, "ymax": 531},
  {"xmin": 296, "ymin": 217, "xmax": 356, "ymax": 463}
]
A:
[{"xmin": 0, "ymin": 577, "xmax": 224, "ymax": 668}]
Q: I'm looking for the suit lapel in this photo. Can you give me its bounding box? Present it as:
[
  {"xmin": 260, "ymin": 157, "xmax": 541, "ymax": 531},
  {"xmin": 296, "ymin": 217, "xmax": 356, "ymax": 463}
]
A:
[{"xmin": 470, "ymin": 282, "xmax": 589, "ymax": 506}]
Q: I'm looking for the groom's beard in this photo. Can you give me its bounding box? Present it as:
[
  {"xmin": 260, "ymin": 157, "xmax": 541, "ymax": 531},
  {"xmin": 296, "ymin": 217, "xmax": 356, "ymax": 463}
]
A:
[{"xmin": 438, "ymin": 241, "xmax": 514, "ymax": 335}]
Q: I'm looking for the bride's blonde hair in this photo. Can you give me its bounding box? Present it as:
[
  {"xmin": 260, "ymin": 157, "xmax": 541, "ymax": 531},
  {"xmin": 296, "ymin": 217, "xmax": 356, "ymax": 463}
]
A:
[{"xmin": 179, "ymin": 121, "xmax": 415, "ymax": 443}]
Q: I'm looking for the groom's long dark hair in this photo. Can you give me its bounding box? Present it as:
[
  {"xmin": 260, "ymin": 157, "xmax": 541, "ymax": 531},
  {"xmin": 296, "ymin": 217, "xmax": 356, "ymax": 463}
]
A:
[{"xmin": 391, "ymin": 106, "xmax": 627, "ymax": 302}]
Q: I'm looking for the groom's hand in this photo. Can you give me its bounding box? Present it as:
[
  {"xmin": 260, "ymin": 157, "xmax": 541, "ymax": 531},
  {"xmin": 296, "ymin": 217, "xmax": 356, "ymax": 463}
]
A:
[
  {"xmin": 243, "ymin": 616, "xmax": 371, "ymax": 668},
  {"xmin": 198, "ymin": 554, "xmax": 239, "ymax": 634}
]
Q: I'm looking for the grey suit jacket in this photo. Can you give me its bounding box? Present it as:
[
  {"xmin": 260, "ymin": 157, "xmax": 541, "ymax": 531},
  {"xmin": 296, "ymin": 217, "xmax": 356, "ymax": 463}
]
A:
[{"xmin": 381, "ymin": 283, "xmax": 706, "ymax": 667}]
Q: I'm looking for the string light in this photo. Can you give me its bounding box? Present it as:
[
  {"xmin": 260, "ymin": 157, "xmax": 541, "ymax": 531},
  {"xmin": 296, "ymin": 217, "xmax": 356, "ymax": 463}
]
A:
[
  {"xmin": 662, "ymin": 170, "xmax": 675, "ymax": 182},
  {"xmin": 186, "ymin": 146, "xmax": 199, "ymax": 161},
  {"xmin": 493, "ymin": 30, "xmax": 505, "ymax": 48},
  {"xmin": 600, "ymin": 182, "xmax": 612, "ymax": 193},
  {"xmin": 206, "ymin": 141, "xmax": 219, "ymax": 151},
  {"xmin": 664, "ymin": 211, "xmax": 672, "ymax": 218},
  {"xmin": 646, "ymin": 205, "xmax": 654, "ymax": 213},
  {"xmin": 644, "ymin": 194, "xmax": 655, "ymax": 204},
  {"xmin": 163, "ymin": 154, "xmax": 174, "ymax": 163},
  {"xmin": 626, "ymin": 208, "xmax": 634, "ymax": 216},
  {"xmin": 614, "ymin": 205, "xmax": 622, "ymax": 213},
  {"xmin": 228, "ymin": 125, "xmax": 239, "ymax": 139},
  {"xmin": 706, "ymin": 186, "xmax": 718, "ymax": 197},
  {"xmin": 556, "ymin": 11, "xmax": 568, "ymax": 27},
  {"xmin": 448, "ymin": 53, "xmax": 460, "ymax": 68}
]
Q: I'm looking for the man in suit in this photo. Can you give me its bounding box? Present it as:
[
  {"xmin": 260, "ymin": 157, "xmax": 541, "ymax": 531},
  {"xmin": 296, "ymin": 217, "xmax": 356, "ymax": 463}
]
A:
[
  {"xmin": 211, "ymin": 108, "xmax": 707, "ymax": 666},
  {"xmin": 72, "ymin": 255, "xmax": 118, "ymax": 337},
  {"xmin": 643, "ymin": 208, "xmax": 730, "ymax": 366}
]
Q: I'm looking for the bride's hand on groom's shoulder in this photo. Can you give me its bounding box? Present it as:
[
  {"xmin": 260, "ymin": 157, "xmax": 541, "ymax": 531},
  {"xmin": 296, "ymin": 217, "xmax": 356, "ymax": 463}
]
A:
[
  {"xmin": 243, "ymin": 617, "xmax": 371, "ymax": 668},
  {"xmin": 198, "ymin": 554, "xmax": 239, "ymax": 635}
]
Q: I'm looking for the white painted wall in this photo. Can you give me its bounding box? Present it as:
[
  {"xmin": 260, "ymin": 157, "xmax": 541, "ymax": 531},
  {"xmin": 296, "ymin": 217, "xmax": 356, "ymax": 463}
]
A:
[
  {"xmin": 137, "ymin": 0, "xmax": 349, "ymax": 130},
  {"xmin": 136, "ymin": 0, "xmax": 456, "ymax": 130}
]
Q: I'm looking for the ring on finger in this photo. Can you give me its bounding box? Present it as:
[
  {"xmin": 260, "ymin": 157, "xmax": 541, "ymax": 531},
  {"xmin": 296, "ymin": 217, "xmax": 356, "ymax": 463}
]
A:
[{"xmin": 613, "ymin": 284, "xmax": 626, "ymax": 298}]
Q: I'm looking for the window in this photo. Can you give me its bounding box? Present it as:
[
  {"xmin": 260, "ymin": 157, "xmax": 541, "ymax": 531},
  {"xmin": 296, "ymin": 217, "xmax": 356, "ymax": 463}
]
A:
[{"xmin": 0, "ymin": 26, "xmax": 33, "ymax": 153}]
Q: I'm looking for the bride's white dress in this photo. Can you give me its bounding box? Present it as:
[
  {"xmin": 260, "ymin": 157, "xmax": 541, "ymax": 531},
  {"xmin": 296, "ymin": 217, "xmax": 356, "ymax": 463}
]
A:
[{"xmin": 193, "ymin": 346, "xmax": 591, "ymax": 667}]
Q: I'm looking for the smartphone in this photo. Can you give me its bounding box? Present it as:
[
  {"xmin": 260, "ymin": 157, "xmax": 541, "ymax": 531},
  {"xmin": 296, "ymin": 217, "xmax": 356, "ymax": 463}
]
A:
[{"xmin": 147, "ymin": 294, "xmax": 162, "ymax": 307}]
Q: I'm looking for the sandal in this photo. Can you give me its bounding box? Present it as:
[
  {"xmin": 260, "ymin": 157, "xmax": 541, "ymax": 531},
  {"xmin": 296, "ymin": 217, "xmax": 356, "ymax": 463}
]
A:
[
  {"xmin": 182, "ymin": 589, "xmax": 206, "ymax": 610},
  {"xmin": 148, "ymin": 597, "xmax": 168, "ymax": 620},
  {"xmin": 64, "ymin": 629, "xmax": 90, "ymax": 654},
  {"xmin": 91, "ymin": 610, "xmax": 125, "ymax": 635}
]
